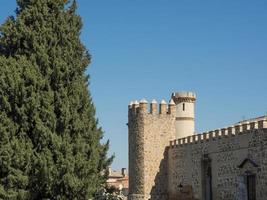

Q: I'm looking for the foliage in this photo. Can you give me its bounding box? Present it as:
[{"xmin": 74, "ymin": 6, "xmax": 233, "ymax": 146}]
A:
[
  {"xmin": 94, "ymin": 187, "xmax": 124, "ymax": 200},
  {"xmin": 0, "ymin": 0, "xmax": 113, "ymax": 199}
]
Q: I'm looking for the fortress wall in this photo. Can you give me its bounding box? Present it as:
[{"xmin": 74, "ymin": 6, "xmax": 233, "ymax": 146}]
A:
[
  {"xmin": 168, "ymin": 120, "xmax": 267, "ymax": 200},
  {"xmin": 128, "ymin": 100, "xmax": 176, "ymax": 200}
]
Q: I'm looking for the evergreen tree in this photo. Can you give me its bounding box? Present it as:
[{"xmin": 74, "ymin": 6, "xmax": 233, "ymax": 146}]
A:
[{"xmin": 0, "ymin": 0, "xmax": 113, "ymax": 199}]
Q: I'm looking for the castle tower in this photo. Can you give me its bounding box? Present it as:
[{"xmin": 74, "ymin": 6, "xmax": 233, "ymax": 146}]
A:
[
  {"xmin": 128, "ymin": 99, "xmax": 176, "ymax": 200},
  {"xmin": 171, "ymin": 92, "xmax": 196, "ymax": 138}
]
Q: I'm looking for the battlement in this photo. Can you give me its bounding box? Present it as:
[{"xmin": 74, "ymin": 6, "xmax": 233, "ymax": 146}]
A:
[
  {"xmin": 128, "ymin": 99, "xmax": 176, "ymax": 115},
  {"xmin": 128, "ymin": 98, "xmax": 176, "ymax": 199},
  {"xmin": 172, "ymin": 91, "xmax": 196, "ymax": 103},
  {"xmin": 169, "ymin": 118, "xmax": 267, "ymax": 147},
  {"xmin": 129, "ymin": 91, "xmax": 267, "ymax": 200}
]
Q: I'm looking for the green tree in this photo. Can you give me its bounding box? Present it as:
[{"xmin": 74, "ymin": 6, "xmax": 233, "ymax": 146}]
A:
[{"xmin": 0, "ymin": 0, "xmax": 112, "ymax": 199}]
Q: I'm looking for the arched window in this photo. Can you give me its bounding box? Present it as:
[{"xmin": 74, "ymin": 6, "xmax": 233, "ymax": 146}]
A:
[{"xmin": 183, "ymin": 103, "xmax": 185, "ymax": 111}]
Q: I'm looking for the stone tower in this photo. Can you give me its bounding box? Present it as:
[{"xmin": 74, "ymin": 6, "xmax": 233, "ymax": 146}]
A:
[
  {"xmin": 128, "ymin": 92, "xmax": 196, "ymax": 200},
  {"xmin": 171, "ymin": 92, "xmax": 196, "ymax": 138},
  {"xmin": 128, "ymin": 99, "xmax": 176, "ymax": 200}
]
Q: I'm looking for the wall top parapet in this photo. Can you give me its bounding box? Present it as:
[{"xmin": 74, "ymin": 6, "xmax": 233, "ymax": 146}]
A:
[
  {"xmin": 171, "ymin": 91, "xmax": 196, "ymax": 103},
  {"xmin": 128, "ymin": 98, "xmax": 176, "ymax": 115},
  {"xmin": 169, "ymin": 117, "xmax": 267, "ymax": 147},
  {"xmin": 235, "ymin": 115, "xmax": 267, "ymax": 125}
]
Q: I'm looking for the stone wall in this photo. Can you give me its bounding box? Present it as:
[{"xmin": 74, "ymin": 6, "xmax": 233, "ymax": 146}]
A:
[
  {"xmin": 168, "ymin": 120, "xmax": 267, "ymax": 200},
  {"xmin": 128, "ymin": 102, "xmax": 145, "ymax": 198},
  {"xmin": 128, "ymin": 100, "xmax": 175, "ymax": 200}
]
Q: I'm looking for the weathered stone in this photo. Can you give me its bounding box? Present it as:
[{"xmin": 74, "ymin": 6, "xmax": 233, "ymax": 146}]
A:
[{"xmin": 128, "ymin": 92, "xmax": 267, "ymax": 200}]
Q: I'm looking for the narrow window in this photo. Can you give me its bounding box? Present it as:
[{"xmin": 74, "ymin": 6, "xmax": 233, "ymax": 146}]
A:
[
  {"xmin": 202, "ymin": 155, "xmax": 212, "ymax": 200},
  {"xmin": 183, "ymin": 103, "xmax": 185, "ymax": 111},
  {"xmin": 247, "ymin": 174, "xmax": 256, "ymax": 200}
]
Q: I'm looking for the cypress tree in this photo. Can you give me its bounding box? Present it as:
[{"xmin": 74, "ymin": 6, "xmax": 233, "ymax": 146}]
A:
[{"xmin": 0, "ymin": 0, "xmax": 112, "ymax": 199}]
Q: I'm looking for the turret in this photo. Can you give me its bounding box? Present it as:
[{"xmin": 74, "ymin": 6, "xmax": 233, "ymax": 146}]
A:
[
  {"xmin": 171, "ymin": 92, "xmax": 196, "ymax": 139},
  {"xmin": 128, "ymin": 98, "xmax": 176, "ymax": 200}
]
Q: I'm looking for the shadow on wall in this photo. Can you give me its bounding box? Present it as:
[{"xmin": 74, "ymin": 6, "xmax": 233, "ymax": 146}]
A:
[
  {"xmin": 150, "ymin": 147, "xmax": 199, "ymax": 200},
  {"xmin": 150, "ymin": 147, "xmax": 169, "ymax": 200},
  {"xmin": 171, "ymin": 185, "xmax": 199, "ymax": 200}
]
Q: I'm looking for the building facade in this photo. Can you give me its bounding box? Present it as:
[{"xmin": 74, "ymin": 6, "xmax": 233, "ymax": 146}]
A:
[
  {"xmin": 128, "ymin": 92, "xmax": 267, "ymax": 200},
  {"xmin": 106, "ymin": 168, "xmax": 129, "ymax": 196}
]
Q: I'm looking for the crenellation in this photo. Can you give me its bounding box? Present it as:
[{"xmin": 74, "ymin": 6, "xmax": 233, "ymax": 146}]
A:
[
  {"xmin": 129, "ymin": 99, "xmax": 177, "ymax": 116},
  {"xmin": 172, "ymin": 140, "xmax": 178, "ymax": 147},
  {"xmin": 178, "ymin": 139, "xmax": 181, "ymax": 145},
  {"xmin": 159, "ymin": 100, "xmax": 167, "ymax": 114},
  {"xmin": 150, "ymin": 99, "xmax": 157, "ymax": 114},
  {"xmin": 171, "ymin": 91, "xmax": 196, "ymax": 103},
  {"xmin": 128, "ymin": 96, "xmax": 176, "ymax": 200},
  {"xmin": 234, "ymin": 124, "xmax": 242, "ymax": 134},
  {"xmin": 221, "ymin": 128, "xmax": 227, "ymax": 137},
  {"xmin": 203, "ymin": 132, "xmax": 208, "ymax": 140},
  {"xmin": 193, "ymin": 135, "xmax": 197, "ymax": 142},
  {"xmin": 192, "ymin": 135, "xmax": 197, "ymax": 143},
  {"xmin": 206, "ymin": 132, "xmax": 211, "ymax": 140},
  {"xmin": 139, "ymin": 99, "xmax": 148, "ymax": 114},
  {"xmin": 185, "ymin": 138, "xmax": 188, "ymax": 144},
  {"xmin": 255, "ymin": 120, "xmax": 261, "ymax": 128},
  {"xmin": 228, "ymin": 126, "xmax": 235, "ymax": 135},
  {"xmin": 182, "ymin": 137, "xmax": 186, "ymax": 145},
  {"xmin": 128, "ymin": 91, "xmax": 267, "ymax": 200},
  {"xmin": 242, "ymin": 122, "xmax": 250, "ymax": 131},
  {"xmin": 168, "ymin": 99, "xmax": 175, "ymax": 114},
  {"xmin": 169, "ymin": 118, "xmax": 267, "ymax": 149},
  {"xmin": 216, "ymin": 129, "xmax": 223, "ymax": 138},
  {"xmin": 258, "ymin": 119, "xmax": 267, "ymax": 129},
  {"xmin": 198, "ymin": 134, "xmax": 202, "ymax": 143},
  {"xmin": 131, "ymin": 101, "xmax": 139, "ymax": 115},
  {"xmin": 209, "ymin": 131, "xmax": 214, "ymax": 140},
  {"xmin": 181, "ymin": 138, "xmax": 185, "ymax": 145},
  {"xmin": 129, "ymin": 101, "xmax": 133, "ymax": 107},
  {"xmin": 168, "ymin": 119, "xmax": 267, "ymax": 200},
  {"xmin": 187, "ymin": 135, "xmax": 192, "ymax": 144},
  {"xmin": 209, "ymin": 131, "xmax": 215, "ymax": 140},
  {"xmin": 250, "ymin": 121, "xmax": 257, "ymax": 129},
  {"xmin": 133, "ymin": 100, "xmax": 139, "ymax": 106},
  {"xmin": 128, "ymin": 101, "xmax": 133, "ymax": 115}
]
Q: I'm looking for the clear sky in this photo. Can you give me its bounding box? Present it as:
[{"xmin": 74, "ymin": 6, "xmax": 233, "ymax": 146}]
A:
[{"xmin": 1, "ymin": 0, "xmax": 267, "ymax": 170}]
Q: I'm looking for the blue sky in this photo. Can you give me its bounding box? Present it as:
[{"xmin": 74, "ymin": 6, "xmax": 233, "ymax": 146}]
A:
[{"xmin": 1, "ymin": 0, "xmax": 267, "ymax": 170}]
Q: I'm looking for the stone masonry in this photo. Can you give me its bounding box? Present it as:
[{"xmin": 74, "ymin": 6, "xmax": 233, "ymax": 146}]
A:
[
  {"xmin": 128, "ymin": 92, "xmax": 267, "ymax": 200},
  {"xmin": 169, "ymin": 120, "xmax": 267, "ymax": 200},
  {"xmin": 128, "ymin": 99, "xmax": 176, "ymax": 200}
]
